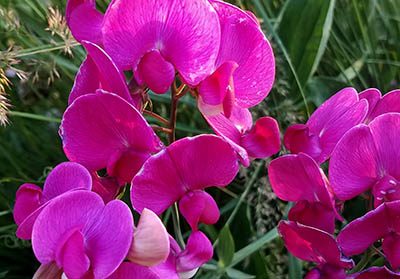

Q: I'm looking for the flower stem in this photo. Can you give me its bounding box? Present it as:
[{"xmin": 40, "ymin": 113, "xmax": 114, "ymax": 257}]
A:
[{"xmin": 144, "ymin": 110, "xmax": 170, "ymax": 126}]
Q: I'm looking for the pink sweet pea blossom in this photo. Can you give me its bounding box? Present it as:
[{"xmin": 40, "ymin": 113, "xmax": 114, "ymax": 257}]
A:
[
  {"xmin": 201, "ymin": 105, "xmax": 280, "ymax": 166},
  {"xmin": 13, "ymin": 162, "xmax": 91, "ymax": 239},
  {"xmin": 131, "ymin": 135, "xmax": 239, "ymax": 230},
  {"xmin": 337, "ymin": 200, "xmax": 400, "ymax": 270},
  {"xmin": 101, "ymin": 0, "xmax": 221, "ymax": 94},
  {"xmin": 109, "ymin": 231, "xmax": 212, "ymax": 279},
  {"xmin": 198, "ymin": 0, "xmax": 275, "ymax": 117},
  {"xmin": 32, "ymin": 190, "xmax": 133, "ymax": 279},
  {"xmin": 68, "ymin": 41, "xmax": 138, "ymax": 107},
  {"xmin": 330, "ymin": 113, "xmax": 400, "ymax": 205},
  {"xmin": 269, "ymin": 153, "xmax": 341, "ymax": 233},
  {"xmin": 284, "ymin": 87, "xmax": 368, "ymax": 164},
  {"xmin": 61, "ymin": 92, "xmax": 163, "ymax": 184},
  {"xmin": 278, "ymin": 221, "xmax": 353, "ymax": 279},
  {"xmin": 359, "ymin": 88, "xmax": 400, "ymax": 122},
  {"xmin": 66, "ymin": 0, "xmax": 103, "ymax": 44}
]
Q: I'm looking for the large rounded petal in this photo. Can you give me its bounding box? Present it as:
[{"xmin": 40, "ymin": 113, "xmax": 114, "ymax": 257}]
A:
[
  {"xmin": 102, "ymin": 0, "xmax": 220, "ymax": 86},
  {"xmin": 32, "ymin": 191, "xmax": 133, "ymax": 279},
  {"xmin": 42, "ymin": 162, "xmax": 92, "ymax": 202},
  {"xmin": 210, "ymin": 1, "xmax": 275, "ymax": 108},
  {"xmin": 269, "ymin": 153, "xmax": 331, "ymax": 206},
  {"xmin": 66, "ymin": 0, "xmax": 103, "ymax": 44},
  {"xmin": 337, "ymin": 202, "xmax": 389, "ymax": 256},
  {"xmin": 329, "ymin": 125, "xmax": 379, "ymax": 200},
  {"xmin": 278, "ymin": 221, "xmax": 353, "ymax": 268},
  {"xmin": 128, "ymin": 209, "xmax": 170, "ymax": 267},
  {"xmin": 131, "ymin": 135, "xmax": 239, "ymax": 214},
  {"xmin": 61, "ymin": 92, "xmax": 162, "ymax": 181}
]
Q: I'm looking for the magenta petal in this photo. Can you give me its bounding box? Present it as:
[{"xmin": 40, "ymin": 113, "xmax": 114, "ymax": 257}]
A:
[
  {"xmin": 55, "ymin": 228, "xmax": 90, "ymax": 278},
  {"xmin": 179, "ymin": 191, "xmax": 220, "ymax": 230},
  {"xmin": 241, "ymin": 116, "xmax": 280, "ymax": 158},
  {"xmin": 211, "ymin": 1, "xmax": 275, "ymax": 108},
  {"xmin": 66, "ymin": 0, "xmax": 103, "ymax": 44},
  {"xmin": 352, "ymin": 266, "xmax": 400, "ymax": 279},
  {"xmin": 102, "ymin": 0, "xmax": 220, "ymax": 85},
  {"xmin": 42, "ymin": 162, "xmax": 92, "ymax": 202},
  {"xmin": 61, "ymin": 92, "xmax": 162, "ymax": 182},
  {"xmin": 284, "ymin": 124, "xmax": 322, "ymax": 159},
  {"xmin": 278, "ymin": 221, "xmax": 353, "ymax": 268},
  {"xmin": 69, "ymin": 56, "xmax": 100, "ymax": 105},
  {"xmin": 91, "ymin": 173, "xmax": 121, "ymax": 203},
  {"xmin": 359, "ymin": 88, "xmax": 381, "ymax": 120},
  {"xmin": 369, "ymin": 90, "xmax": 400, "ymax": 120},
  {"xmin": 269, "ymin": 153, "xmax": 331, "ymax": 206},
  {"xmin": 382, "ymin": 233, "xmax": 400, "ymax": 269},
  {"xmin": 198, "ymin": 61, "xmax": 238, "ymax": 116},
  {"xmin": 131, "ymin": 135, "xmax": 239, "ymax": 214},
  {"xmin": 32, "ymin": 191, "xmax": 133, "ymax": 278},
  {"xmin": 136, "ymin": 50, "xmax": 176, "ymax": 94},
  {"xmin": 13, "ymin": 183, "xmax": 42, "ymax": 225},
  {"xmin": 108, "ymin": 262, "xmax": 161, "ymax": 279},
  {"xmin": 288, "ymin": 201, "xmax": 336, "ymax": 234},
  {"xmin": 337, "ymin": 203, "xmax": 388, "ymax": 256},
  {"xmin": 329, "ymin": 125, "xmax": 379, "ymax": 201},
  {"xmin": 177, "ymin": 231, "xmax": 213, "ymax": 272}
]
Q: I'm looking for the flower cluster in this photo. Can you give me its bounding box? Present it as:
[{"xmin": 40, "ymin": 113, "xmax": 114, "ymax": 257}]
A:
[
  {"xmin": 269, "ymin": 88, "xmax": 400, "ymax": 278},
  {"xmin": 13, "ymin": 0, "xmax": 280, "ymax": 278}
]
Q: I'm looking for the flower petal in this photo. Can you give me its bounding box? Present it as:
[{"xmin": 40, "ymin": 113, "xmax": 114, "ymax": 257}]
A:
[
  {"xmin": 135, "ymin": 50, "xmax": 176, "ymax": 94},
  {"xmin": 131, "ymin": 135, "xmax": 239, "ymax": 214},
  {"xmin": 337, "ymin": 202, "xmax": 389, "ymax": 256},
  {"xmin": 240, "ymin": 116, "xmax": 280, "ymax": 159},
  {"xmin": 329, "ymin": 125, "xmax": 379, "ymax": 201},
  {"xmin": 61, "ymin": 92, "xmax": 162, "ymax": 182},
  {"xmin": 108, "ymin": 262, "xmax": 161, "ymax": 279},
  {"xmin": 210, "ymin": 0, "xmax": 275, "ymax": 108},
  {"xmin": 359, "ymin": 88, "xmax": 381, "ymax": 121},
  {"xmin": 66, "ymin": 0, "xmax": 103, "ymax": 44},
  {"xmin": 128, "ymin": 208, "xmax": 170, "ymax": 267},
  {"xmin": 42, "ymin": 162, "xmax": 92, "ymax": 202},
  {"xmin": 369, "ymin": 90, "xmax": 400, "ymax": 120},
  {"xmin": 13, "ymin": 183, "xmax": 42, "ymax": 226},
  {"xmin": 278, "ymin": 221, "xmax": 353, "ymax": 268},
  {"xmin": 269, "ymin": 153, "xmax": 331, "ymax": 205},
  {"xmin": 32, "ymin": 191, "xmax": 133, "ymax": 278},
  {"xmin": 352, "ymin": 266, "xmax": 400, "ymax": 279},
  {"xmin": 382, "ymin": 233, "xmax": 400, "ymax": 269},
  {"xmin": 102, "ymin": 0, "xmax": 220, "ymax": 85},
  {"xmin": 284, "ymin": 124, "xmax": 322, "ymax": 160},
  {"xmin": 179, "ymin": 191, "xmax": 220, "ymax": 230},
  {"xmin": 176, "ymin": 231, "xmax": 213, "ymax": 272}
]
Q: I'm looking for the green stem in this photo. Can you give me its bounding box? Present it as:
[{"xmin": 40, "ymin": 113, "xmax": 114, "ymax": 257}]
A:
[
  {"xmin": 8, "ymin": 111, "xmax": 61, "ymax": 123},
  {"xmin": 172, "ymin": 203, "xmax": 185, "ymax": 249}
]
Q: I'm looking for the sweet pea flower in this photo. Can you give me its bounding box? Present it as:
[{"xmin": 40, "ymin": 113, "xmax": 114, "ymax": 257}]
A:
[
  {"xmin": 198, "ymin": 0, "xmax": 275, "ymax": 117},
  {"xmin": 330, "ymin": 113, "xmax": 400, "ymax": 206},
  {"xmin": 109, "ymin": 231, "xmax": 213, "ymax": 279},
  {"xmin": 32, "ymin": 190, "xmax": 133, "ymax": 279},
  {"xmin": 66, "ymin": 0, "xmax": 104, "ymax": 44},
  {"xmin": 61, "ymin": 92, "xmax": 163, "ymax": 184},
  {"xmin": 101, "ymin": 0, "xmax": 221, "ymax": 94},
  {"xmin": 337, "ymin": 200, "xmax": 400, "ymax": 270},
  {"xmin": 359, "ymin": 88, "xmax": 400, "ymax": 122},
  {"xmin": 69, "ymin": 41, "xmax": 138, "ymax": 107},
  {"xmin": 201, "ymin": 105, "xmax": 280, "ymax": 166},
  {"xmin": 278, "ymin": 221, "xmax": 353, "ymax": 279},
  {"xmin": 13, "ymin": 162, "xmax": 91, "ymax": 240},
  {"xmin": 269, "ymin": 153, "xmax": 341, "ymax": 233},
  {"xmin": 351, "ymin": 267, "xmax": 400, "ymax": 279},
  {"xmin": 284, "ymin": 87, "xmax": 368, "ymax": 164},
  {"xmin": 131, "ymin": 135, "xmax": 239, "ymax": 230}
]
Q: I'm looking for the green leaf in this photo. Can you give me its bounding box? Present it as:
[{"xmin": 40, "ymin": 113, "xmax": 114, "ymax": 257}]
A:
[
  {"xmin": 226, "ymin": 268, "xmax": 255, "ymax": 279},
  {"xmin": 217, "ymin": 226, "xmax": 235, "ymax": 267},
  {"xmin": 288, "ymin": 253, "xmax": 303, "ymax": 279},
  {"xmin": 230, "ymin": 227, "xmax": 278, "ymax": 267},
  {"xmin": 278, "ymin": 0, "xmax": 336, "ymax": 87}
]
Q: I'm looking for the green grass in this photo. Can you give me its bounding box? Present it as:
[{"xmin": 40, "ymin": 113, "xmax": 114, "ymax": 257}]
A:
[{"xmin": 0, "ymin": 0, "xmax": 399, "ymax": 278}]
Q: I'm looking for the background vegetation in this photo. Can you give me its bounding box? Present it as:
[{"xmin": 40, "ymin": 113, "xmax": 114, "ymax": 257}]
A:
[{"xmin": 0, "ymin": 0, "xmax": 399, "ymax": 278}]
